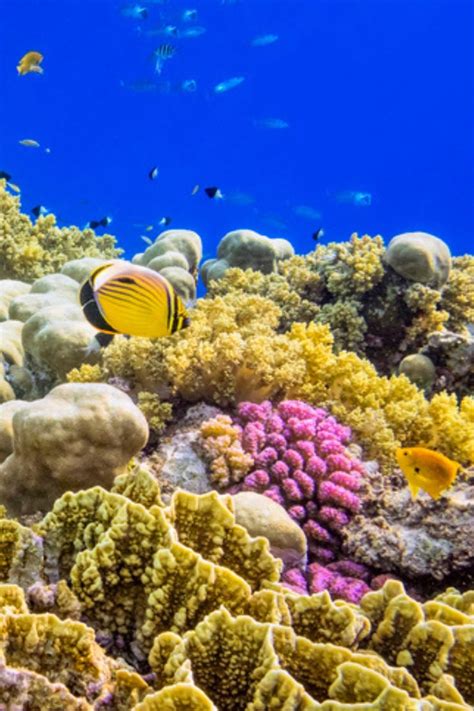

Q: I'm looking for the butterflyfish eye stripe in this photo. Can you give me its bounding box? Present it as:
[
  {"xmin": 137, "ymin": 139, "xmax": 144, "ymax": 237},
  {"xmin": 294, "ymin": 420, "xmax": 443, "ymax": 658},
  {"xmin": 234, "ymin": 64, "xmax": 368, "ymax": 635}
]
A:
[
  {"xmin": 82, "ymin": 298, "xmax": 118, "ymax": 333},
  {"xmin": 79, "ymin": 278, "xmax": 96, "ymax": 308}
]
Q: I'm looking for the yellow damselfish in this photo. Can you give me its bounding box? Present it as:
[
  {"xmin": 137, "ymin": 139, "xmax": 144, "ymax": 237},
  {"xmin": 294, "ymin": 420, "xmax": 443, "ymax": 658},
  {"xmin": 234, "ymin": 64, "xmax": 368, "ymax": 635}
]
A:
[
  {"xmin": 17, "ymin": 51, "xmax": 44, "ymax": 75},
  {"xmin": 80, "ymin": 261, "xmax": 190, "ymax": 339},
  {"xmin": 396, "ymin": 446, "xmax": 461, "ymax": 500}
]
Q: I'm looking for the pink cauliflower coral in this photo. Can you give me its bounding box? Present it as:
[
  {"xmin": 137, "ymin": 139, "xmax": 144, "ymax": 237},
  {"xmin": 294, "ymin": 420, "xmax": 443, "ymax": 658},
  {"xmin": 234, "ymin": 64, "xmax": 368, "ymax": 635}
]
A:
[{"xmin": 232, "ymin": 400, "xmax": 366, "ymax": 565}]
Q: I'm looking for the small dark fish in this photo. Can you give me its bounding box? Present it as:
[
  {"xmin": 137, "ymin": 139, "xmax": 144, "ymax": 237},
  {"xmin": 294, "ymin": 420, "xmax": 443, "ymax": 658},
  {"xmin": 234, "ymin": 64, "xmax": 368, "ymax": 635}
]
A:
[
  {"xmin": 0, "ymin": 171, "xmax": 12, "ymax": 181},
  {"xmin": 148, "ymin": 166, "xmax": 159, "ymax": 180},
  {"xmin": 31, "ymin": 205, "xmax": 48, "ymax": 217},
  {"xmin": 87, "ymin": 216, "xmax": 112, "ymax": 229},
  {"xmin": 159, "ymin": 216, "xmax": 172, "ymax": 226},
  {"xmin": 312, "ymin": 228, "xmax": 324, "ymax": 242},
  {"xmin": 205, "ymin": 186, "xmax": 223, "ymax": 199}
]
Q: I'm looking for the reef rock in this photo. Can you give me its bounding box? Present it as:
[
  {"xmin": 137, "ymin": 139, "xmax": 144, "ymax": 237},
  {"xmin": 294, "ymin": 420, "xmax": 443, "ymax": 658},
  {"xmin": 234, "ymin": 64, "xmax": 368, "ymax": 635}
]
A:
[
  {"xmin": 342, "ymin": 461, "xmax": 474, "ymax": 581},
  {"xmin": 384, "ymin": 231, "xmax": 451, "ymax": 287},
  {"xmin": 142, "ymin": 403, "xmax": 221, "ymax": 502}
]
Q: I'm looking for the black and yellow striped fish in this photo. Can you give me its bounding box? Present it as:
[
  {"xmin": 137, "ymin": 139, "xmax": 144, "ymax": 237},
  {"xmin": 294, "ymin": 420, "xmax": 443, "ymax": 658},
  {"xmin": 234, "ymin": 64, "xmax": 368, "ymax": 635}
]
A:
[{"xmin": 80, "ymin": 261, "xmax": 190, "ymax": 340}]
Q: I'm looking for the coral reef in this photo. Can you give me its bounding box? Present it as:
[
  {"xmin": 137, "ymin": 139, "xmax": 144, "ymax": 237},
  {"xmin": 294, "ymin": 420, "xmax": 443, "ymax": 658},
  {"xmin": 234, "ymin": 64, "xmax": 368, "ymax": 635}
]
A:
[
  {"xmin": 0, "ymin": 194, "xmax": 473, "ymax": 706},
  {"xmin": 0, "ymin": 467, "xmax": 471, "ymax": 709},
  {"xmin": 0, "ymin": 181, "xmax": 121, "ymax": 281}
]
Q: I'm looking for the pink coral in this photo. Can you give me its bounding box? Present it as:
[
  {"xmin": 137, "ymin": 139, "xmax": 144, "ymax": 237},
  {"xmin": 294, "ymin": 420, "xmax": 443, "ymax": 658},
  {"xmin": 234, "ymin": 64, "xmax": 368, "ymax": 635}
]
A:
[
  {"xmin": 282, "ymin": 559, "xmax": 372, "ymax": 604},
  {"xmin": 232, "ymin": 400, "xmax": 365, "ymax": 567}
]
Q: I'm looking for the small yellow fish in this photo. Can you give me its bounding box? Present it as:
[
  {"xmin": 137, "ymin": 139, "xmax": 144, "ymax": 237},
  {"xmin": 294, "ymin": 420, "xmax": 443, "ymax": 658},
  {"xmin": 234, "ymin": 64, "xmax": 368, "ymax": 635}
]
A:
[
  {"xmin": 396, "ymin": 447, "xmax": 461, "ymax": 500},
  {"xmin": 17, "ymin": 51, "xmax": 44, "ymax": 76},
  {"xmin": 19, "ymin": 139, "xmax": 40, "ymax": 148}
]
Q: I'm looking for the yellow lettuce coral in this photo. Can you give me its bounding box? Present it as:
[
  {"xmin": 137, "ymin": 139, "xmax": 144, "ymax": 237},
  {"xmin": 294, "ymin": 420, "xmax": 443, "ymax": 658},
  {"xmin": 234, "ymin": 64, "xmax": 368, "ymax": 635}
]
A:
[
  {"xmin": 0, "ymin": 468, "xmax": 472, "ymax": 709},
  {"xmin": 0, "ymin": 181, "xmax": 121, "ymax": 281}
]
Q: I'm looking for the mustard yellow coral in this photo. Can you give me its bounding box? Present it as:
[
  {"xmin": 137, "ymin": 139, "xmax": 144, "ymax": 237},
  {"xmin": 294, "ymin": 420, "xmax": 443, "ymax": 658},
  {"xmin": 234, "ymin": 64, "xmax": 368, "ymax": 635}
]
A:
[
  {"xmin": 0, "ymin": 181, "xmax": 121, "ymax": 281},
  {"xmin": 440, "ymin": 255, "xmax": 474, "ymax": 332},
  {"xmin": 199, "ymin": 413, "xmax": 254, "ymax": 486}
]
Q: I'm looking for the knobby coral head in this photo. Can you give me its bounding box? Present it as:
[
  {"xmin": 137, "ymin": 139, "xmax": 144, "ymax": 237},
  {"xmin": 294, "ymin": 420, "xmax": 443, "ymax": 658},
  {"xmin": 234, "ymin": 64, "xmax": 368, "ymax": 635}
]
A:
[{"xmin": 212, "ymin": 399, "xmax": 366, "ymax": 566}]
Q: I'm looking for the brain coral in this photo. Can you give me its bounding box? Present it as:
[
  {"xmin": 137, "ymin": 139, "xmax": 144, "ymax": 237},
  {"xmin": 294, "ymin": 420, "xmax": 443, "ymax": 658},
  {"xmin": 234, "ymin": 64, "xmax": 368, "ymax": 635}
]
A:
[
  {"xmin": 0, "ymin": 467, "xmax": 471, "ymax": 709},
  {"xmin": 0, "ymin": 181, "xmax": 121, "ymax": 281}
]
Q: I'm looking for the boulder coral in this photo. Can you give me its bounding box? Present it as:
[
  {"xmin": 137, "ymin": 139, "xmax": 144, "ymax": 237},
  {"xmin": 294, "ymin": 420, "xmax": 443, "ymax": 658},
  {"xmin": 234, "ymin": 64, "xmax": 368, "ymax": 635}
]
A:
[
  {"xmin": 200, "ymin": 228, "xmax": 294, "ymax": 286},
  {"xmin": 133, "ymin": 228, "xmax": 202, "ymax": 301},
  {"xmin": 0, "ymin": 382, "xmax": 149, "ymax": 515},
  {"xmin": 0, "ymin": 181, "xmax": 121, "ymax": 281}
]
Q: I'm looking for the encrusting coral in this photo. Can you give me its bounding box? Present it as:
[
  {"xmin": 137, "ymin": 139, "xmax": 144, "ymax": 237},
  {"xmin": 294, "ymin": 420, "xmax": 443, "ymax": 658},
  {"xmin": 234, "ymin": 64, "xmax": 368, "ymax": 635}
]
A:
[
  {"xmin": 0, "ymin": 466, "xmax": 471, "ymax": 709},
  {"xmin": 0, "ymin": 181, "xmax": 121, "ymax": 282}
]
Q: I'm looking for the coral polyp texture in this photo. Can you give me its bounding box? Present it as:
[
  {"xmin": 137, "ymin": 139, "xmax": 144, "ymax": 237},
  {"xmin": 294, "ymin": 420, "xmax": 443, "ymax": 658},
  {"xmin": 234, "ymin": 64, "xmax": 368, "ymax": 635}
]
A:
[
  {"xmin": 200, "ymin": 400, "xmax": 381, "ymax": 603},
  {"xmin": 0, "ymin": 469, "xmax": 472, "ymax": 709}
]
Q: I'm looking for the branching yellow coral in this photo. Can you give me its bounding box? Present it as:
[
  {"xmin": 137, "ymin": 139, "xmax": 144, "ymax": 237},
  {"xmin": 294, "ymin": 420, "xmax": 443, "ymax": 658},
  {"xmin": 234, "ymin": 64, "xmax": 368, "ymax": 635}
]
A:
[
  {"xmin": 310, "ymin": 233, "xmax": 385, "ymax": 298},
  {"xmin": 440, "ymin": 255, "xmax": 474, "ymax": 332},
  {"xmin": 0, "ymin": 181, "xmax": 121, "ymax": 281},
  {"xmin": 137, "ymin": 391, "xmax": 173, "ymax": 433},
  {"xmin": 200, "ymin": 414, "xmax": 254, "ymax": 486}
]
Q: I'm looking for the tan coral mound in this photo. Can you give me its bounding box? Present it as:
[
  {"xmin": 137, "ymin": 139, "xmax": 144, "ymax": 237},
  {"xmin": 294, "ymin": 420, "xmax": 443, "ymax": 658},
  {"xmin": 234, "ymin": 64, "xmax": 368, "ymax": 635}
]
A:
[
  {"xmin": 0, "ymin": 468, "xmax": 471, "ymax": 709},
  {"xmin": 0, "ymin": 383, "xmax": 149, "ymax": 515}
]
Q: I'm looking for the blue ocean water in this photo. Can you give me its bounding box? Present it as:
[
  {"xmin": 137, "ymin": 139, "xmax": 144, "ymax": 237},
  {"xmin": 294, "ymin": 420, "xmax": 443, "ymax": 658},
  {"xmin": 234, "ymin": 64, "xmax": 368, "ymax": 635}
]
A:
[{"xmin": 1, "ymin": 0, "xmax": 472, "ymax": 265}]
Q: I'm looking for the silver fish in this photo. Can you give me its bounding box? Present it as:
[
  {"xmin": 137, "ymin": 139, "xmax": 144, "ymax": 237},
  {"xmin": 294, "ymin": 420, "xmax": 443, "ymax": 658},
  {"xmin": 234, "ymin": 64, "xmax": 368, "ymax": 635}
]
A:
[
  {"xmin": 251, "ymin": 34, "xmax": 279, "ymax": 47},
  {"xmin": 293, "ymin": 205, "xmax": 322, "ymax": 221},
  {"xmin": 214, "ymin": 76, "xmax": 245, "ymax": 93},
  {"xmin": 254, "ymin": 118, "xmax": 289, "ymax": 129},
  {"xmin": 334, "ymin": 191, "xmax": 372, "ymax": 206}
]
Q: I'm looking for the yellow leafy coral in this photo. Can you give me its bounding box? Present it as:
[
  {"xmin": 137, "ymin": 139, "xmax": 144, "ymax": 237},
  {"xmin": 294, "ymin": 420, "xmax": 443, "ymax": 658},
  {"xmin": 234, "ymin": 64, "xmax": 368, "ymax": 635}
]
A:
[
  {"xmin": 0, "ymin": 181, "xmax": 121, "ymax": 281},
  {"xmin": 0, "ymin": 468, "xmax": 473, "ymax": 709}
]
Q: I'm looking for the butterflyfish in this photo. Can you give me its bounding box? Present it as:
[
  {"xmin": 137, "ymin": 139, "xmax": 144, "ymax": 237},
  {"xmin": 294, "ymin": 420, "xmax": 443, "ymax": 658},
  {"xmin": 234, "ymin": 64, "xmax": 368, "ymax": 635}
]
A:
[
  {"xmin": 17, "ymin": 51, "xmax": 44, "ymax": 75},
  {"xmin": 80, "ymin": 261, "xmax": 190, "ymax": 340},
  {"xmin": 396, "ymin": 447, "xmax": 461, "ymax": 500}
]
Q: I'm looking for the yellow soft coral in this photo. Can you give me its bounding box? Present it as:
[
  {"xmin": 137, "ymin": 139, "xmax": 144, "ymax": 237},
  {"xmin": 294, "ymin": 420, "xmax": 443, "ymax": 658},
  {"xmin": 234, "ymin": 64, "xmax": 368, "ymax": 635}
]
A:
[
  {"xmin": 199, "ymin": 414, "xmax": 254, "ymax": 486},
  {"xmin": 0, "ymin": 181, "xmax": 121, "ymax": 281},
  {"xmin": 440, "ymin": 255, "xmax": 474, "ymax": 332}
]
